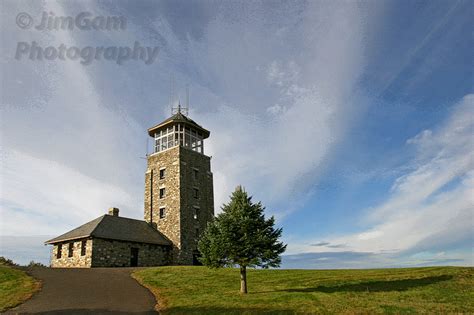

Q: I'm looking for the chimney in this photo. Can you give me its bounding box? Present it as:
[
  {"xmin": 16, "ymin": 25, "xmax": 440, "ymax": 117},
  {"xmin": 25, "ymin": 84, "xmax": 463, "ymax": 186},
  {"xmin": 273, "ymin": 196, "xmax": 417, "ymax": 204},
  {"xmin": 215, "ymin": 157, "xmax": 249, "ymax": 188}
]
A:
[{"xmin": 108, "ymin": 207, "xmax": 119, "ymax": 217}]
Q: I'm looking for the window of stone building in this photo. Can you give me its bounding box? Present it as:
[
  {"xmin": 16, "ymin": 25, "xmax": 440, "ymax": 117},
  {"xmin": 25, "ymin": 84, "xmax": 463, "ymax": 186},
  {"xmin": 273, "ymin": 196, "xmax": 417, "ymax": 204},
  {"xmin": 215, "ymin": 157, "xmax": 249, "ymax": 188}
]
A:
[
  {"xmin": 193, "ymin": 168, "xmax": 199, "ymax": 180},
  {"xmin": 193, "ymin": 207, "xmax": 200, "ymax": 220},
  {"xmin": 193, "ymin": 188, "xmax": 199, "ymax": 199},
  {"xmin": 159, "ymin": 168, "xmax": 166, "ymax": 180},
  {"xmin": 195, "ymin": 228, "xmax": 200, "ymax": 238},
  {"xmin": 159, "ymin": 207, "xmax": 166, "ymax": 219},
  {"xmin": 68, "ymin": 242, "xmax": 74, "ymax": 257},
  {"xmin": 159, "ymin": 187, "xmax": 166, "ymax": 199},
  {"xmin": 81, "ymin": 240, "xmax": 87, "ymax": 256},
  {"xmin": 57, "ymin": 244, "xmax": 62, "ymax": 259}
]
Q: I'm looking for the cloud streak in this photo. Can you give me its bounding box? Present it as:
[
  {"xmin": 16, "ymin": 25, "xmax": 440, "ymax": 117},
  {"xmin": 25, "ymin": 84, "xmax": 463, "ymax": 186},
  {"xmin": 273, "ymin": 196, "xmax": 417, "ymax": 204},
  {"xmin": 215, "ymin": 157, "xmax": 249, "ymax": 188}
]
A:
[{"xmin": 293, "ymin": 95, "xmax": 473, "ymax": 262}]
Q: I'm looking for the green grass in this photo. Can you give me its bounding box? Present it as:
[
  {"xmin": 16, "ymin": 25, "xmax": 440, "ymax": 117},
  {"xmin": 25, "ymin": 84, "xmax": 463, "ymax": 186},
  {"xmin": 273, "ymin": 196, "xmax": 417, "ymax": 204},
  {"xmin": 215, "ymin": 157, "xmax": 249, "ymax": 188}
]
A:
[
  {"xmin": 133, "ymin": 266, "xmax": 473, "ymax": 314},
  {"xmin": 0, "ymin": 265, "xmax": 40, "ymax": 312}
]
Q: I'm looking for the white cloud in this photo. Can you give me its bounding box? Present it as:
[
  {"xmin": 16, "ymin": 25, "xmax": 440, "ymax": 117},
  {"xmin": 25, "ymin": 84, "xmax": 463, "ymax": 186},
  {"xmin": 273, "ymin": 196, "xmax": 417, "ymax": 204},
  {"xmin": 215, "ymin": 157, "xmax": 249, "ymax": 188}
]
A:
[
  {"xmin": 1, "ymin": 1, "xmax": 146, "ymax": 235},
  {"xmin": 1, "ymin": 150, "xmax": 137, "ymax": 236},
  {"xmin": 189, "ymin": 1, "xmax": 374, "ymax": 214},
  {"xmin": 292, "ymin": 94, "xmax": 474, "ymax": 259},
  {"xmin": 1, "ymin": 1, "xmax": 379, "ymax": 235}
]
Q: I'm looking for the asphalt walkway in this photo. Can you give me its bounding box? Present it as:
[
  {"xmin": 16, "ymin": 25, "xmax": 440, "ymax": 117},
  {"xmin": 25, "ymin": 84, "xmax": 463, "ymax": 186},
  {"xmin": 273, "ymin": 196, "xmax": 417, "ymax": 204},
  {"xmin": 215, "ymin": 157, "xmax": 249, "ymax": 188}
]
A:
[{"xmin": 5, "ymin": 268, "xmax": 157, "ymax": 314}]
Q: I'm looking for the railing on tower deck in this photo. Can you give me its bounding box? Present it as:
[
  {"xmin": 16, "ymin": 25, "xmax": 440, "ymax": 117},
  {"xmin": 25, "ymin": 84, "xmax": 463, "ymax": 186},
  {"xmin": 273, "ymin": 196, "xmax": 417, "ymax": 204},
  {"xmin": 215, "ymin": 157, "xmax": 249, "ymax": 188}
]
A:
[{"xmin": 154, "ymin": 123, "xmax": 204, "ymax": 154}]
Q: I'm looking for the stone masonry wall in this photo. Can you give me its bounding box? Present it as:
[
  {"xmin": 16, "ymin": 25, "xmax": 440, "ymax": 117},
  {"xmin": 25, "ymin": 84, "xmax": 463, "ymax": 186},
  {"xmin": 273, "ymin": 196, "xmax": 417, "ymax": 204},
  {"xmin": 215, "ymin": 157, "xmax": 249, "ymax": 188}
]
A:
[
  {"xmin": 144, "ymin": 145, "xmax": 214, "ymax": 265},
  {"xmin": 144, "ymin": 146, "xmax": 182, "ymax": 262},
  {"xmin": 179, "ymin": 146, "xmax": 214, "ymax": 264},
  {"xmin": 50, "ymin": 238, "xmax": 92, "ymax": 268},
  {"xmin": 91, "ymin": 238, "xmax": 170, "ymax": 267}
]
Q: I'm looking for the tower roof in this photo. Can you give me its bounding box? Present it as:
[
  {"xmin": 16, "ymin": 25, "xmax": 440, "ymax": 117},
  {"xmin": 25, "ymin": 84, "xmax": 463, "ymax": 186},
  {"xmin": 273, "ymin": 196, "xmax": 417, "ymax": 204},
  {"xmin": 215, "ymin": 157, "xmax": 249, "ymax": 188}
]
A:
[
  {"xmin": 45, "ymin": 215, "xmax": 172, "ymax": 246},
  {"xmin": 148, "ymin": 112, "xmax": 210, "ymax": 138}
]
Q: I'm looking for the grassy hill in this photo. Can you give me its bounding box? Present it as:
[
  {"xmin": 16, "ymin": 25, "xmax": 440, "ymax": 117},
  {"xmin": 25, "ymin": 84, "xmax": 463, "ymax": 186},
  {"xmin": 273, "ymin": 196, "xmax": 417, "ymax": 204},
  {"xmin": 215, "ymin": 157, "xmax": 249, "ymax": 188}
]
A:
[
  {"xmin": 133, "ymin": 266, "xmax": 473, "ymax": 314},
  {"xmin": 0, "ymin": 264, "xmax": 40, "ymax": 312}
]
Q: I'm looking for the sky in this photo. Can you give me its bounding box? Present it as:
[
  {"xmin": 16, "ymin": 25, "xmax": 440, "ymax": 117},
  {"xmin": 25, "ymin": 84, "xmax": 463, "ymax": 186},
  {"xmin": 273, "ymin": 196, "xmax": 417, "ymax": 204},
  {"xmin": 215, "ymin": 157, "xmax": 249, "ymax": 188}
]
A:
[{"xmin": 0, "ymin": 0, "xmax": 472, "ymax": 268}]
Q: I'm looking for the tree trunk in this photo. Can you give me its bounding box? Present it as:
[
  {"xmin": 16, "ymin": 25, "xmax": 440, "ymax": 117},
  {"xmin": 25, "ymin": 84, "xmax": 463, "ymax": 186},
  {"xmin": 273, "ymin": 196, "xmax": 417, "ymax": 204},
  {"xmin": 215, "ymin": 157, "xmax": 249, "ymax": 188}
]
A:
[{"xmin": 240, "ymin": 265, "xmax": 248, "ymax": 294}]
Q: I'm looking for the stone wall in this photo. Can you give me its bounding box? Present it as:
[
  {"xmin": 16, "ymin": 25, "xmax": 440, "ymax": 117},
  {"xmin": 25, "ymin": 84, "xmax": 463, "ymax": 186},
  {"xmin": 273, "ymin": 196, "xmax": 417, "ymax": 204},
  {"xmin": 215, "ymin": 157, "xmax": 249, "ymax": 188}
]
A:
[
  {"xmin": 144, "ymin": 145, "xmax": 214, "ymax": 265},
  {"xmin": 144, "ymin": 146, "xmax": 182, "ymax": 262},
  {"xmin": 91, "ymin": 238, "xmax": 170, "ymax": 267},
  {"xmin": 50, "ymin": 238, "xmax": 170, "ymax": 267},
  {"xmin": 50, "ymin": 238, "xmax": 92, "ymax": 268},
  {"xmin": 179, "ymin": 146, "xmax": 214, "ymax": 264}
]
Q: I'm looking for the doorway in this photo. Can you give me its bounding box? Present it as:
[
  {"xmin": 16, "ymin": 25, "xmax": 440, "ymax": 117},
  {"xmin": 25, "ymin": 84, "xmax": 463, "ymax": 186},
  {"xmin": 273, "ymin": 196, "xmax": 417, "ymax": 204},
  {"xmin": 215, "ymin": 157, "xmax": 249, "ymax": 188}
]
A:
[
  {"xmin": 192, "ymin": 251, "xmax": 202, "ymax": 266},
  {"xmin": 130, "ymin": 247, "xmax": 139, "ymax": 267}
]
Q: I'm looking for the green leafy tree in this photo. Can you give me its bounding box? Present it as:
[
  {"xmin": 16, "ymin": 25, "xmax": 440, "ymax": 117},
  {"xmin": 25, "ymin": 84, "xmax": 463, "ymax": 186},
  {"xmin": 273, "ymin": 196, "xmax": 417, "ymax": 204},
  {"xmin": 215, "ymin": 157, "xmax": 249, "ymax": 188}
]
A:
[{"xmin": 198, "ymin": 186, "xmax": 286, "ymax": 293}]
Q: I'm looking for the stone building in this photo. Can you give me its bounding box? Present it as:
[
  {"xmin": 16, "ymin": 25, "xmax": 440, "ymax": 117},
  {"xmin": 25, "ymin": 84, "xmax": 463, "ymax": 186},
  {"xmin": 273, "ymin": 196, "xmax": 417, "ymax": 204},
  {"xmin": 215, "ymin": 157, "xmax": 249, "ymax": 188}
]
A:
[
  {"xmin": 46, "ymin": 109, "xmax": 214, "ymax": 267},
  {"xmin": 144, "ymin": 108, "xmax": 214, "ymax": 265},
  {"xmin": 45, "ymin": 208, "xmax": 172, "ymax": 267}
]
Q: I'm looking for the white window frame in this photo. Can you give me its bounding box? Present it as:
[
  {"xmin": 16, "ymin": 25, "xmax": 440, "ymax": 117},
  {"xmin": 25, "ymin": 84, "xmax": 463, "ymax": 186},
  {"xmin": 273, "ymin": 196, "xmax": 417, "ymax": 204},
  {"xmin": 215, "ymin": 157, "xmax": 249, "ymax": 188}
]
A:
[{"xmin": 154, "ymin": 124, "xmax": 204, "ymax": 154}]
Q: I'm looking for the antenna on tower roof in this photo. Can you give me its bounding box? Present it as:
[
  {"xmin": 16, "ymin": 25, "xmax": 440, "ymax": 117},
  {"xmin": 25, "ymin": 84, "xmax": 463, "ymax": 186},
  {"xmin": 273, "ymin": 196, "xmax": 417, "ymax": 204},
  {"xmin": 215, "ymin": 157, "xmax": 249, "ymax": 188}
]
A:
[
  {"xmin": 169, "ymin": 74, "xmax": 175, "ymax": 114},
  {"xmin": 186, "ymin": 84, "xmax": 189, "ymax": 109},
  {"xmin": 172, "ymin": 88, "xmax": 189, "ymax": 116}
]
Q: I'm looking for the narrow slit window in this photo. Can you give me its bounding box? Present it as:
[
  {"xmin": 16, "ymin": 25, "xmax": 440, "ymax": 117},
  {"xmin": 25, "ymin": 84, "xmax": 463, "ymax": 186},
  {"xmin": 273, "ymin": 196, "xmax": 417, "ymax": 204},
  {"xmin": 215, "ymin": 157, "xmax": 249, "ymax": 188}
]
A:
[
  {"xmin": 159, "ymin": 168, "xmax": 166, "ymax": 180},
  {"xmin": 193, "ymin": 169, "xmax": 199, "ymax": 180},
  {"xmin": 68, "ymin": 242, "xmax": 74, "ymax": 257},
  {"xmin": 81, "ymin": 240, "xmax": 87, "ymax": 256},
  {"xmin": 57, "ymin": 244, "xmax": 62, "ymax": 259},
  {"xmin": 159, "ymin": 207, "xmax": 166, "ymax": 219},
  {"xmin": 159, "ymin": 188, "xmax": 166, "ymax": 199},
  {"xmin": 193, "ymin": 207, "xmax": 200, "ymax": 220},
  {"xmin": 193, "ymin": 188, "xmax": 199, "ymax": 199}
]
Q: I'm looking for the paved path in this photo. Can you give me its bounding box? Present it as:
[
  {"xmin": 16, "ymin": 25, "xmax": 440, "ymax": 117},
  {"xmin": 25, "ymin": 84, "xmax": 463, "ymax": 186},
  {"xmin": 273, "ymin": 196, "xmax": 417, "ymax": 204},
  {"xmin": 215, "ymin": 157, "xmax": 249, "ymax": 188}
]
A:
[{"xmin": 5, "ymin": 268, "xmax": 158, "ymax": 315}]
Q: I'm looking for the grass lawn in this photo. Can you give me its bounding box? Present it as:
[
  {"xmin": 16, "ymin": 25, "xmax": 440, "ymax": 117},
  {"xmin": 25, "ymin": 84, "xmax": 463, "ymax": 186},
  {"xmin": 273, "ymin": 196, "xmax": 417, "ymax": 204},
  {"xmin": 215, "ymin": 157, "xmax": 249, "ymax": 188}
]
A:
[
  {"xmin": 0, "ymin": 265, "xmax": 40, "ymax": 312},
  {"xmin": 133, "ymin": 266, "xmax": 473, "ymax": 314}
]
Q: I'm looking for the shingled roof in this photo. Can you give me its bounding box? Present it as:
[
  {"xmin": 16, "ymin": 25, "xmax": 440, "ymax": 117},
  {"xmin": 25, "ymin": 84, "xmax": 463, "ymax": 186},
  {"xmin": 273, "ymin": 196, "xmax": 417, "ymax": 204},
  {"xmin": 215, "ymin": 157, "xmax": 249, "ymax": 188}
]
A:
[
  {"xmin": 147, "ymin": 112, "xmax": 210, "ymax": 138},
  {"xmin": 45, "ymin": 215, "xmax": 172, "ymax": 246}
]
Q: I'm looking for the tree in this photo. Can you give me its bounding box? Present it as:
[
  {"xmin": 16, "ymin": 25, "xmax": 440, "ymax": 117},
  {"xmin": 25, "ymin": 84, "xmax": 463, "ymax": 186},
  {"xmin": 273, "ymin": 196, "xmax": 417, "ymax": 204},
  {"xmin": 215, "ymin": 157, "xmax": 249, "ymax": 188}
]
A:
[{"xmin": 198, "ymin": 186, "xmax": 286, "ymax": 294}]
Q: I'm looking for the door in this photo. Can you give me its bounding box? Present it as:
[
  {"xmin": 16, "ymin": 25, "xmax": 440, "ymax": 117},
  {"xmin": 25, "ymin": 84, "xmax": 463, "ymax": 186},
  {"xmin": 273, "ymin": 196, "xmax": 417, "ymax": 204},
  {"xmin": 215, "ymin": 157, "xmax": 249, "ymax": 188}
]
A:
[
  {"xmin": 130, "ymin": 247, "xmax": 139, "ymax": 267},
  {"xmin": 192, "ymin": 251, "xmax": 202, "ymax": 266}
]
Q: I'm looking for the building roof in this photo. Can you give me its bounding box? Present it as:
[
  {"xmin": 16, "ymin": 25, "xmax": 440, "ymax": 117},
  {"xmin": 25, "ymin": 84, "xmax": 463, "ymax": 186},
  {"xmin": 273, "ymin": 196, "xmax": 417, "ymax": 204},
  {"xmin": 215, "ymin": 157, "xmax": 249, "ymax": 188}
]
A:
[
  {"xmin": 147, "ymin": 111, "xmax": 210, "ymax": 138},
  {"xmin": 45, "ymin": 215, "xmax": 172, "ymax": 246}
]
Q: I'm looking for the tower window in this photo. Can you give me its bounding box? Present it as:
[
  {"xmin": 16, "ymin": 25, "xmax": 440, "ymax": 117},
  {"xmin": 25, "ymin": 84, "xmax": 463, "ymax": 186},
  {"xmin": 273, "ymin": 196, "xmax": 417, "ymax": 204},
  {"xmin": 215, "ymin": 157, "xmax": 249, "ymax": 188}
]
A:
[
  {"xmin": 68, "ymin": 242, "xmax": 74, "ymax": 257},
  {"xmin": 195, "ymin": 228, "xmax": 200, "ymax": 238},
  {"xmin": 57, "ymin": 244, "xmax": 62, "ymax": 259},
  {"xmin": 183, "ymin": 127, "xmax": 204, "ymax": 153},
  {"xmin": 159, "ymin": 168, "xmax": 166, "ymax": 180},
  {"xmin": 159, "ymin": 188, "xmax": 166, "ymax": 199},
  {"xmin": 193, "ymin": 207, "xmax": 200, "ymax": 220},
  {"xmin": 154, "ymin": 126, "xmax": 179, "ymax": 153},
  {"xmin": 193, "ymin": 169, "xmax": 199, "ymax": 180},
  {"xmin": 81, "ymin": 240, "xmax": 87, "ymax": 256},
  {"xmin": 193, "ymin": 188, "xmax": 199, "ymax": 199},
  {"xmin": 159, "ymin": 207, "xmax": 166, "ymax": 219}
]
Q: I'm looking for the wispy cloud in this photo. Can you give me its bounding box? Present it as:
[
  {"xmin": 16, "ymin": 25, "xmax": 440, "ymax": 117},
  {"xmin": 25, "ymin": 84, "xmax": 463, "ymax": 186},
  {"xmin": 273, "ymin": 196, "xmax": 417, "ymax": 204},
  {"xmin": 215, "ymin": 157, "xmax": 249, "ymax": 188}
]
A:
[
  {"xmin": 1, "ymin": 1, "xmax": 470, "ymax": 270},
  {"xmin": 291, "ymin": 95, "xmax": 473, "ymax": 262},
  {"xmin": 1, "ymin": 2, "xmax": 377, "ymax": 235},
  {"xmin": 190, "ymin": 1, "xmax": 375, "ymax": 215}
]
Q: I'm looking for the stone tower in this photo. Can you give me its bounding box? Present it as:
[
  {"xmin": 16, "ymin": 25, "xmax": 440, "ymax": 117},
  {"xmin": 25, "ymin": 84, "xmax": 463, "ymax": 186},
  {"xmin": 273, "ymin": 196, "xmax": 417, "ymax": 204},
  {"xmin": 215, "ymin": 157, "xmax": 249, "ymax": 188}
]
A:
[{"xmin": 144, "ymin": 108, "xmax": 214, "ymax": 265}]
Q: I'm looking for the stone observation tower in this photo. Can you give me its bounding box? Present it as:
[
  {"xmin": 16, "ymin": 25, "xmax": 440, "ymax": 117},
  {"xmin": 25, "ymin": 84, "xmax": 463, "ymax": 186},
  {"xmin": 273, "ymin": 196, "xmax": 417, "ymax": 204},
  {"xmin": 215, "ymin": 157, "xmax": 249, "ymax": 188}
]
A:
[{"xmin": 144, "ymin": 106, "xmax": 214, "ymax": 265}]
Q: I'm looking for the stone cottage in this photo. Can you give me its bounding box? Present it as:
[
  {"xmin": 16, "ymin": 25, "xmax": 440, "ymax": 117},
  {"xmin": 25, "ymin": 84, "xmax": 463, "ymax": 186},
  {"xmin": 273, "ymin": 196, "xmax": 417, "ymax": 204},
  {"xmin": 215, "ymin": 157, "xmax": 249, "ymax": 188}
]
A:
[
  {"xmin": 46, "ymin": 108, "xmax": 215, "ymax": 267},
  {"xmin": 46, "ymin": 208, "xmax": 171, "ymax": 267}
]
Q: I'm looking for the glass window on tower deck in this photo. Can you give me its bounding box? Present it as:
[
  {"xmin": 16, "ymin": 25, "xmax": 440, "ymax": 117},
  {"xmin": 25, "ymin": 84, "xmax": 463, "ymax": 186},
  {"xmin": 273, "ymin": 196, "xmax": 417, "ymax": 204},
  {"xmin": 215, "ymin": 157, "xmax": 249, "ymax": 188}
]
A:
[{"xmin": 154, "ymin": 124, "xmax": 204, "ymax": 154}]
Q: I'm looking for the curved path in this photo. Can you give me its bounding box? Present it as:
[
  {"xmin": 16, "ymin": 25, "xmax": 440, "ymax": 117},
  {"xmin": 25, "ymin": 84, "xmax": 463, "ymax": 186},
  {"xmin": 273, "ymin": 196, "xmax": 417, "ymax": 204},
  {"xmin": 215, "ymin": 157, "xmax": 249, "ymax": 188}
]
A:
[{"xmin": 5, "ymin": 268, "xmax": 157, "ymax": 315}]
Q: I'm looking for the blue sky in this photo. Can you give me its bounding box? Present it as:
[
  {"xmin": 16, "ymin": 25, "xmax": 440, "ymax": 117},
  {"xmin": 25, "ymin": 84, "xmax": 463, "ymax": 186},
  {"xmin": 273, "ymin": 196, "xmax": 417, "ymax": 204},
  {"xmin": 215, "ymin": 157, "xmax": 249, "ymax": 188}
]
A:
[{"xmin": 0, "ymin": 0, "xmax": 472, "ymax": 268}]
